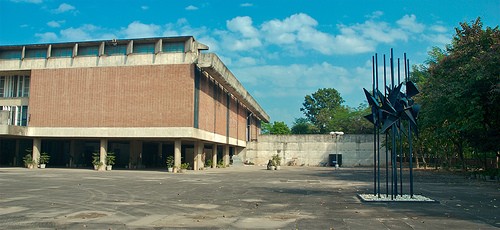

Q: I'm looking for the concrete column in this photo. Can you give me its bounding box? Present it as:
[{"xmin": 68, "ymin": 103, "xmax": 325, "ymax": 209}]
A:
[
  {"xmin": 100, "ymin": 139, "xmax": 107, "ymax": 170},
  {"xmin": 158, "ymin": 143, "xmax": 163, "ymax": 167},
  {"xmin": 174, "ymin": 140, "xmax": 181, "ymax": 171},
  {"xmin": 33, "ymin": 138, "xmax": 41, "ymax": 165},
  {"xmin": 14, "ymin": 140, "xmax": 20, "ymax": 167},
  {"xmin": 69, "ymin": 140, "xmax": 75, "ymax": 168},
  {"xmin": 193, "ymin": 142, "xmax": 199, "ymax": 171},
  {"xmin": 212, "ymin": 144, "xmax": 217, "ymax": 168},
  {"xmin": 223, "ymin": 145, "xmax": 230, "ymax": 167},
  {"xmin": 129, "ymin": 141, "xmax": 143, "ymax": 169},
  {"xmin": 195, "ymin": 142, "xmax": 203, "ymax": 170}
]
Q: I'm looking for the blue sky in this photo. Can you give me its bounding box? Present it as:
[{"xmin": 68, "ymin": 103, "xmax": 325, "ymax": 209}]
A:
[{"xmin": 1, "ymin": 0, "xmax": 499, "ymax": 125}]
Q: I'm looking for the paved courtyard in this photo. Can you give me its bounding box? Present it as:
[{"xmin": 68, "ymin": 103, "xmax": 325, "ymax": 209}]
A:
[{"xmin": 0, "ymin": 166, "xmax": 498, "ymax": 229}]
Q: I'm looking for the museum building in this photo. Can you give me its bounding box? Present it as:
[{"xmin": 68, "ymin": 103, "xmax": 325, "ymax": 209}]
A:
[{"xmin": 0, "ymin": 36, "xmax": 269, "ymax": 170}]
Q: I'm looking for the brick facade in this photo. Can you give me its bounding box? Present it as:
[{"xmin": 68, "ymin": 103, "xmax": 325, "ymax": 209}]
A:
[{"xmin": 29, "ymin": 64, "xmax": 195, "ymax": 127}]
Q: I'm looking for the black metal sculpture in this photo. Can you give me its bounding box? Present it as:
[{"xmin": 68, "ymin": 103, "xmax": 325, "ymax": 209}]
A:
[{"xmin": 363, "ymin": 49, "xmax": 420, "ymax": 199}]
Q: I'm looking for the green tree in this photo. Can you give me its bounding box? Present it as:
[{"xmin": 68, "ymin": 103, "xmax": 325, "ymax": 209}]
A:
[
  {"xmin": 269, "ymin": 121, "xmax": 291, "ymax": 135},
  {"xmin": 291, "ymin": 118, "xmax": 319, "ymax": 134},
  {"xmin": 417, "ymin": 17, "xmax": 499, "ymax": 170},
  {"xmin": 300, "ymin": 88, "xmax": 344, "ymax": 133},
  {"xmin": 260, "ymin": 122, "xmax": 272, "ymax": 134}
]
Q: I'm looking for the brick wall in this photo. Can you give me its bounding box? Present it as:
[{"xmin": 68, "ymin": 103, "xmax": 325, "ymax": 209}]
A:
[
  {"xmin": 29, "ymin": 64, "xmax": 195, "ymax": 127},
  {"xmin": 197, "ymin": 71, "xmax": 250, "ymax": 141},
  {"xmin": 238, "ymin": 103, "xmax": 247, "ymax": 141},
  {"xmin": 198, "ymin": 72, "xmax": 216, "ymax": 132},
  {"xmin": 228, "ymin": 95, "xmax": 238, "ymax": 139}
]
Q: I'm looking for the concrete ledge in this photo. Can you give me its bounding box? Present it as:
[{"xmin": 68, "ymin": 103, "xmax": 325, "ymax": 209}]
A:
[{"xmin": 1, "ymin": 126, "xmax": 246, "ymax": 147}]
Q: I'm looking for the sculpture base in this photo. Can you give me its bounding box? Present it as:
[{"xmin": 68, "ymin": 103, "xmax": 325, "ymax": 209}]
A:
[{"xmin": 357, "ymin": 194, "xmax": 437, "ymax": 203}]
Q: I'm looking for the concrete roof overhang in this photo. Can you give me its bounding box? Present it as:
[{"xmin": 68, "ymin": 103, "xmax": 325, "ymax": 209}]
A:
[{"xmin": 198, "ymin": 53, "xmax": 270, "ymax": 123}]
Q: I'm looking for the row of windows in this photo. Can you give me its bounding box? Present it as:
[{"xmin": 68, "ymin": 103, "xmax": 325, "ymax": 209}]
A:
[
  {"xmin": 0, "ymin": 42, "xmax": 185, "ymax": 60},
  {"xmin": 0, "ymin": 75, "xmax": 30, "ymax": 98}
]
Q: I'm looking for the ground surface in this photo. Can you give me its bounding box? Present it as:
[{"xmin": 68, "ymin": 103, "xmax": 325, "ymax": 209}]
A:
[{"xmin": 0, "ymin": 166, "xmax": 498, "ymax": 229}]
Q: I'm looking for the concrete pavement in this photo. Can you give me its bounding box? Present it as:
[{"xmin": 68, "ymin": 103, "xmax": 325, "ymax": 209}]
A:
[{"xmin": 0, "ymin": 166, "xmax": 498, "ymax": 229}]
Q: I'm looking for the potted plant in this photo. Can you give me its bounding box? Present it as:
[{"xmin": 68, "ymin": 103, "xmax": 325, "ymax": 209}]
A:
[
  {"xmin": 217, "ymin": 159, "xmax": 225, "ymax": 168},
  {"xmin": 23, "ymin": 153, "xmax": 36, "ymax": 169},
  {"xmin": 92, "ymin": 152, "xmax": 104, "ymax": 170},
  {"xmin": 180, "ymin": 163, "xmax": 189, "ymax": 173},
  {"xmin": 267, "ymin": 160, "xmax": 275, "ymax": 170},
  {"xmin": 166, "ymin": 155, "xmax": 174, "ymax": 172},
  {"xmin": 106, "ymin": 152, "xmax": 116, "ymax": 170},
  {"xmin": 39, "ymin": 152, "xmax": 50, "ymax": 169},
  {"xmin": 205, "ymin": 159, "xmax": 212, "ymax": 169},
  {"xmin": 272, "ymin": 154, "xmax": 282, "ymax": 170}
]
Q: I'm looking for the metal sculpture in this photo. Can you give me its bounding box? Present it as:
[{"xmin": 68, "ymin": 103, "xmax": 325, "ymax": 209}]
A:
[{"xmin": 363, "ymin": 49, "xmax": 420, "ymax": 199}]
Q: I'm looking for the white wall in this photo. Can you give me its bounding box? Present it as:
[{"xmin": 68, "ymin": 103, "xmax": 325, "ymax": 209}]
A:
[{"xmin": 241, "ymin": 134, "xmax": 384, "ymax": 167}]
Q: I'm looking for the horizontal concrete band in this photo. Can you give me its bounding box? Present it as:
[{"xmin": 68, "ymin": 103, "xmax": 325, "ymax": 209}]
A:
[{"xmin": 0, "ymin": 126, "xmax": 246, "ymax": 147}]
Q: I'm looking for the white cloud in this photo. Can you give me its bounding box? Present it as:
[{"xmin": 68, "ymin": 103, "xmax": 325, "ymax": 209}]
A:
[
  {"xmin": 396, "ymin": 14, "xmax": 425, "ymax": 33},
  {"xmin": 60, "ymin": 24, "xmax": 98, "ymax": 41},
  {"xmin": 10, "ymin": 0, "xmax": 42, "ymax": 3},
  {"xmin": 349, "ymin": 20, "xmax": 408, "ymax": 43},
  {"xmin": 422, "ymin": 33, "xmax": 451, "ymax": 46},
  {"xmin": 35, "ymin": 32, "xmax": 58, "ymax": 42},
  {"xmin": 122, "ymin": 21, "xmax": 160, "ymax": 38},
  {"xmin": 430, "ymin": 25, "xmax": 447, "ymax": 33},
  {"xmin": 226, "ymin": 36, "xmax": 262, "ymax": 51},
  {"xmin": 185, "ymin": 5, "xmax": 198, "ymax": 10},
  {"xmin": 227, "ymin": 16, "xmax": 259, "ymax": 38},
  {"xmin": 367, "ymin": 11, "xmax": 384, "ymax": 19},
  {"xmin": 47, "ymin": 20, "xmax": 65, "ymax": 28},
  {"xmin": 235, "ymin": 62, "xmax": 349, "ymax": 90},
  {"xmin": 141, "ymin": 6, "xmax": 149, "ymax": 10},
  {"xmin": 240, "ymin": 3, "xmax": 253, "ymax": 7},
  {"xmin": 258, "ymin": 13, "xmax": 378, "ymax": 55},
  {"xmin": 53, "ymin": 3, "xmax": 76, "ymax": 14},
  {"xmin": 236, "ymin": 56, "xmax": 258, "ymax": 66}
]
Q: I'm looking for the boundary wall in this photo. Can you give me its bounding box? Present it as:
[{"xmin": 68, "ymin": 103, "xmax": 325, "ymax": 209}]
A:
[{"xmin": 241, "ymin": 134, "xmax": 383, "ymax": 167}]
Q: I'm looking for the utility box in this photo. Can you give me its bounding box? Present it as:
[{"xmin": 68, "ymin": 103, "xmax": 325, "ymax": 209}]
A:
[{"xmin": 329, "ymin": 154, "xmax": 342, "ymax": 167}]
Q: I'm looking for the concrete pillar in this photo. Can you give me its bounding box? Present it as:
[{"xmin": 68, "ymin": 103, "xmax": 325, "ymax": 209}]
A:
[
  {"xmin": 129, "ymin": 140, "xmax": 143, "ymax": 169},
  {"xmin": 223, "ymin": 145, "xmax": 230, "ymax": 167},
  {"xmin": 69, "ymin": 140, "xmax": 75, "ymax": 168},
  {"xmin": 100, "ymin": 139, "xmax": 107, "ymax": 170},
  {"xmin": 212, "ymin": 144, "xmax": 217, "ymax": 168},
  {"xmin": 193, "ymin": 142, "xmax": 199, "ymax": 171},
  {"xmin": 194, "ymin": 142, "xmax": 203, "ymax": 170},
  {"xmin": 33, "ymin": 138, "xmax": 41, "ymax": 165},
  {"xmin": 14, "ymin": 140, "xmax": 20, "ymax": 167},
  {"xmin": 174, "ymin": 140, "xmax": 181, "ymax": 171},
  {"xmin": 158, "ymin": 143, "xmax": 163, "ymax": 167}
]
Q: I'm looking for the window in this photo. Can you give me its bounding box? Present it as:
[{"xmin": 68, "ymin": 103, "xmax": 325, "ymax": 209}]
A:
[
  {"xmin": 52, "ymin": 47, "xmax": 73, "ymax": 57},
  {"xmin": 22, "ymin": 77, "xmax": 30, "ymax": 97},
  {"xmin": 25, "ymin": 49, "xmax": 47, "ymax": 59},
  {"xmin": 0, "ymin": 75, "xmax": 30, "ymax": 98},
  {"xmin": 0, "ymin": 76, "xmax": 4, "ymax": 97},
  {"xmin": 1, "ymin": 106, "xmax": 29, "ymax": 126},
  {"xmin": 105, "ymin": 45, "xmax": 127, "ymax": 55},
  {"xmin": 0, "ymin": 50, "xmax": 22, "ymax": 59},
  {"xmin": 133, "ymin": 43, "xmax": 155, "ymax": 54},
  {"xmin": 78, "ymin": 46, "xmax": 99, "ymax": 56},
  {"xmin": 162, "ymin": 42, "xmax": 184, "ymax": 53}
]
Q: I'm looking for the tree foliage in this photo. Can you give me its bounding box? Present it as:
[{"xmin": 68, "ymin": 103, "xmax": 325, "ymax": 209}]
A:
[
  {"xmin": 261, "ymin": 121, "xmax": 291, "ymax": 135},
  {"xmin": 300, "ymin": 88, "xmax": 344, "ymax": 133},
  {"xmin": 300, "ymin": 88, "xmax": 373, "ymax": 134},
  {"xmin": 269, "ymin": 121, "xmax": 291, "ymax": 134},
  {"xmin": 416, "ymin": 17, "xmax": 499, "ymax": 170},
  {"xmin": 291, "ymin": 118, "xmax": 319, "ymax": 134}
]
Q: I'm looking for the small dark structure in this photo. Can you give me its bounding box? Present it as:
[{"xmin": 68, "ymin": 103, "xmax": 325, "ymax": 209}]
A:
[{"xmin": 363, "ymin": 49, "xmax": 420, "ymax": 199}]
